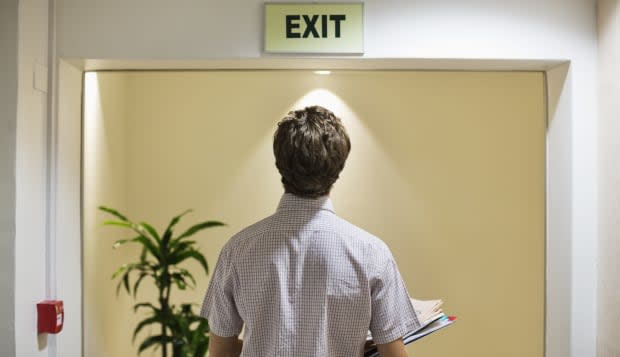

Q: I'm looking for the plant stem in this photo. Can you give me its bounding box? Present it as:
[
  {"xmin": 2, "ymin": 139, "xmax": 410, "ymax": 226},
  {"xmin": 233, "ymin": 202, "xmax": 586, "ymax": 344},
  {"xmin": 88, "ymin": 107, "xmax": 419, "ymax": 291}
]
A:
[
  {"xmin": 164, "ymin": 275, "xmax": 172, "ymax": 356},
  {"xmin": 160, "ymin": 277, "xmax": 168, "ymax": 357}
]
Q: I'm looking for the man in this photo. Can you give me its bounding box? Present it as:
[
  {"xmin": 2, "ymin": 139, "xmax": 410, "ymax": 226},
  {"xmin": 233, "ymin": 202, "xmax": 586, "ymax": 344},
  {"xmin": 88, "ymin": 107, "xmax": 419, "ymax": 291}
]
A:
[{"xmin": 201, "ymin": 106, "xmax": 420, "ymax": 356}]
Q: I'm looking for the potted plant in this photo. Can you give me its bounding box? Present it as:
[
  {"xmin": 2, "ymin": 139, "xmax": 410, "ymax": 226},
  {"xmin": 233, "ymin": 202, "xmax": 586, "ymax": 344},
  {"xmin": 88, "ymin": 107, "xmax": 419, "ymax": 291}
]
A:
[{"xmin": 99, "ymin": 206, "xmax": 225, "ymax": 357}]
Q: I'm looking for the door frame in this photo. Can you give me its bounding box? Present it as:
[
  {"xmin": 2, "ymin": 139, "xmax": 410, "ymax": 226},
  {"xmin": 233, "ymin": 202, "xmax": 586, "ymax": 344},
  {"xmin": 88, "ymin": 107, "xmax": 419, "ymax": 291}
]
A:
[{"xmin": 53, "ymin": 57, "xmax": 572, "ymax": 357}]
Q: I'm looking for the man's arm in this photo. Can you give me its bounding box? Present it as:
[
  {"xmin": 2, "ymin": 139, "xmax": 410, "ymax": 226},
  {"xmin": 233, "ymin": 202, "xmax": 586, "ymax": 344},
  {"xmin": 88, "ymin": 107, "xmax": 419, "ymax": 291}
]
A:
[
  {"xmin": 208, "ymin": 332, "xmax": 243, "ymax": 357},
  {"xmin": 376, "ymin": 338, "xmax": 408, "ymax": 357}
]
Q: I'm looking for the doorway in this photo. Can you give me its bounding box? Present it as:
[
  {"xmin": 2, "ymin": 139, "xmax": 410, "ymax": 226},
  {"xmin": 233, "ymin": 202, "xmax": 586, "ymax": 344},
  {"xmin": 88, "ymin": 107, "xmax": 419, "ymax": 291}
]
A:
[{"xmin": 82, "ymin": 70, "xmax": 545, "ymax": 357}]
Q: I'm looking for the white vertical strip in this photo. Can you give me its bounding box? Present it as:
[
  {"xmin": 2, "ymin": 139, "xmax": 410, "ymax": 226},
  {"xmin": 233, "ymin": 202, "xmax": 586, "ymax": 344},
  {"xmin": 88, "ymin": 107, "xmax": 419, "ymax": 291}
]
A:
[
  {"xmin": 45, "ymin": 0, "xmax": 58, "ymax": 355},
  {"xmin": 46, "ymin": 0, "xmax": 57, "ymax": 303},
  {"xmin": 570, "ymin": 59, "xmax": 599, "ymax": 357},
  {"xmin": 545, "ymin": 63, "xmax": 572, "ymax": 357},
  {"xmin": 597, "ymin": 1, "xmax": 620, "ymax": 355},
  {"xmin": 54, "ymin": 60, "xmax": 83, "ymax": 357},
  {"xmin": 49, "ymin": 3, "xmax": 86, "ymax": 356}
]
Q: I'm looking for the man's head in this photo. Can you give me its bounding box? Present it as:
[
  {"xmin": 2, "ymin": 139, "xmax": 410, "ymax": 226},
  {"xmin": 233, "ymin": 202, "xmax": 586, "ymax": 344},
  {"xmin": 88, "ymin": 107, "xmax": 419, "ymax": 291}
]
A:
[{"xmin": 273, "ymin": 106, "xmax": 351, "ymax": 198}]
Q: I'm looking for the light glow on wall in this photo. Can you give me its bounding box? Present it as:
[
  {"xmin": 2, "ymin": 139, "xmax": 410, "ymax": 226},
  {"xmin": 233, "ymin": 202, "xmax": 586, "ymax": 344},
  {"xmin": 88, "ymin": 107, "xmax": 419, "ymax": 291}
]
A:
[
  {"xmin": 285, "ymin": 87, "xmax": 421, "ymax": 224},
  {"xmin": 291, "ymin": 88, "xmax": 346, "ymax": 112}
]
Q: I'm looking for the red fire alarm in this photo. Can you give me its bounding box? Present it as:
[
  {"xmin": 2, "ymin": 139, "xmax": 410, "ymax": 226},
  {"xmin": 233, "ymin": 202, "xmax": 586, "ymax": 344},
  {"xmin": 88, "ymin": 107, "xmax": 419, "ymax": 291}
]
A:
[{"xmin": 37, "ymin": 300, "xmax": 64, "ymax": 334}]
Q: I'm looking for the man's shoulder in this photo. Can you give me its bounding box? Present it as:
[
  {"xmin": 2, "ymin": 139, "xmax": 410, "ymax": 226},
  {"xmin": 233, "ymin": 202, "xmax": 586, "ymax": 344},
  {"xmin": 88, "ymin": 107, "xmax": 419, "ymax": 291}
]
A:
[
  {"xmin": 241, "ymin": 214, "xmax": 276, "ymax": 235},
  {"xmin": 225, "ymin": 215, "xmax": 275, "ymax": 247},
  {"xmin": 337, "ymin": 217, "xmax": 394, "ymax": 270},
  {"xmin": 221, "ymin": 211, "xmax": 392, "ymax": 260},
  {"xmin": 329, "ymin": 214, "xmax": 391, "ymax": 252}
]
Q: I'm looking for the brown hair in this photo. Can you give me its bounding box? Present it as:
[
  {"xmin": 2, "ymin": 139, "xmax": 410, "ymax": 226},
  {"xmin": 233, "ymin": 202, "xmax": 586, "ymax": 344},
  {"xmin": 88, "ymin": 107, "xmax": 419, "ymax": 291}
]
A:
[{"xmin": 273, "ymin": 106, "xmax": 351, "ymax": 198}]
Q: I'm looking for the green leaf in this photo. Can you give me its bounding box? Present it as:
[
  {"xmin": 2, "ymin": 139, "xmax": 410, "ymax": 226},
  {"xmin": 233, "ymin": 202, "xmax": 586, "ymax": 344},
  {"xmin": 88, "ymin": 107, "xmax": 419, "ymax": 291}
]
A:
[
  {"xmin": 111, "ymin": 264, "xmax": 129, "ymax": 279},
  {"xmin": 112, "ymin": 236, "xmax": 141, "ymax": 249},
  {"xmin": 140, "ymin": 222, "xmax": 161, "ymax": 243},
  {"xmin": 139, "ymin": 246, "xmax": 148, "ymax": 262},
  {"xmin": 171, "ymin": 240, "xmax": 195, "ymax": 255},
  {"xmin": 112, "ymin": 262, "xmax": 151, "ymax": 279},
  {"xmin": 188, "ymin": 250, "xmax": 209, "ymax": 275},
  {"xmin": 133, "ymin": 315, "xmax": 160, "ymax": 342},
  {"xmin": 171, "ymin": 273, "xmax": 187, "ymax": 290},
  {"xmin": 115, "ymin": 279, "xmax": 123, "ymax": 296},
  {"xmin": 132, "ymin": 272, "xmax": 148, "ymax": 298},
  {"xmin": 179, "ymin": 269, "xmax": 197, "ymax": 288},
  {"xmin": 112, "ymin": 263, "xmax": 151, "ymax": 280},
  {"xmin": 168, "ymin": 250, "xmax": 208, "ymax": 277},
  {"xmin": 103, "ymin": 221, "xmax": 158, "ymax": 250},
  {"xmin": 162, "ymin": 209, "xmax": 193, "ymax": 245},
  {"xmin": 172, "ymin": 342, "xmax": 183, "ymax": 357},
  {"xmin": 193, "ymin": 319, "xmax": 209, "ymax": 341},
  {"xmin": 195, "ymin": 342, "xmax": 208, "ymax": 357},
  {"xmin": 167, "ymin": 248, "xmax": 197, "ymax": 267},
  {"xmin": 180, "ymin": 303, "xmax": 193, "ymax": 315},
  {"xmin": 103, "ymin": 220, "xmax": 134, "ymax": 229},
  {"xmin": 112, "ymin": 239, "xmax": 130, "ymax": 249},
  {"xmin": 138, "ymin": 334, "xmax": 174, "ymax": 354},
  {"xmin": 134, "ymin": 302, "xmax": 159, "ymax": 313},
  {"xmin": 167, "ymin": 240, "xmax": 197, "ymax": 266},
  {"xmin": 114, "ymin": 269, "xmax": 132, "ymax": 296},
  {"xmin": 191, "ymin": 319, "xmax": 210, "ymax": 356},
  {"xmin": 99, "ymin": 206, "xmax": 129, "ymax": 221},
  {"xmin": 134, "ymin": 236, "xmax": 161, "ymax": 262},
  {"xmin": 123, "ymin": 271, "xmax": 131, "ymax": 294},
  {"xmin": 175, "ymin": 221, "xmax": 225, "ymax": 242}
]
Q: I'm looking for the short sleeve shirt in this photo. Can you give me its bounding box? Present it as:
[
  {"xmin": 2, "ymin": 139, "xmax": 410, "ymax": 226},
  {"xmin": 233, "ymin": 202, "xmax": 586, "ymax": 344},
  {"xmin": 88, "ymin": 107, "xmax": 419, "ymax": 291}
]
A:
[{"xmin": 200, "ymin": 193, "xmax": 420, "ymax": 357}]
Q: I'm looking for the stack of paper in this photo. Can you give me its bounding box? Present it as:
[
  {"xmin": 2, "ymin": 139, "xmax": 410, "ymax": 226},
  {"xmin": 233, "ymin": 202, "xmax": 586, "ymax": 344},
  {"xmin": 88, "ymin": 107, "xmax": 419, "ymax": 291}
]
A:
[
  {"xmin": 363, "ymin": 298, "xmax": 456, "ymax": 357},
  {"xmin": 411, "ymin": 298, "xmax": 445, "ymax": 325}
]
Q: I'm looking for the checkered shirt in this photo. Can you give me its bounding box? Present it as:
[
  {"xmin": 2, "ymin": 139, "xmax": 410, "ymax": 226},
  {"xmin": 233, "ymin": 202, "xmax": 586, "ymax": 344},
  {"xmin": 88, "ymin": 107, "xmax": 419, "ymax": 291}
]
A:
[{"xmin": 200, "ymin": 193, "xmax": 420, "ymax": 356}]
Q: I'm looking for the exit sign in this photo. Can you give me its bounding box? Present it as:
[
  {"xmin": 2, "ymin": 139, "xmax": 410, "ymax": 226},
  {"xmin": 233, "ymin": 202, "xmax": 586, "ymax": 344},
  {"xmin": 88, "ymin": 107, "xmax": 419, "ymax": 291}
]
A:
[{"xmin": 264, "ymin": 3, "xmax": 364, "ymax": 54}]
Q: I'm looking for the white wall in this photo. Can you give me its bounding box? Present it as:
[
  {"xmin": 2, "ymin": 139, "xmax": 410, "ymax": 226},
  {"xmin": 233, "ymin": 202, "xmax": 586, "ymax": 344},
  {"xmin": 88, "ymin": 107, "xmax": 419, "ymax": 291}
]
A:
[
  {"xmin": 56, "ymin": 0, "xmax": 595, "ymax": 61},
  {"xmin": 14, "ymin": 0, "xmax": 51, "ymax": 355},
  {"xmin": 545, "ymin": 62, "xmax": 573, "ymax": 357},
  {"xmin": 0, "ymin": 0, "xmax": 18, "ymax": 355},
  {"xmin": 54, "ymin": 60, "xmax": 84, "ymax": 357},
  {"xmin": 597, "ymin": 1, "xmax": 620, "ymax": 356},
  {"xmin": 21, "ymin": 1, "xmax": 597, "ymax": 356}
]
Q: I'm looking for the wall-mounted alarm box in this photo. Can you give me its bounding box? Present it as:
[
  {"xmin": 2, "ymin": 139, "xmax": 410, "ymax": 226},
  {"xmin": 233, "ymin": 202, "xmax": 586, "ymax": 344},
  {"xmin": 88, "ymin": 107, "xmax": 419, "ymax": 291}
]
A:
[{"xmin": 37, "ymin": 300, "xmax": 64, "ymax": 334}]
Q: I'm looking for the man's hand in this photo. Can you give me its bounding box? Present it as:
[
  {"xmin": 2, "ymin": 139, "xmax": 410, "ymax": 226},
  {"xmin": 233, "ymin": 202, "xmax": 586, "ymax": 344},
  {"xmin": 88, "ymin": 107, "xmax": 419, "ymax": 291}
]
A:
[
  {"xmin": 208, "ymin": 332, "xmax": 243, "ymax": 357},
  {"xmin": 376, "ymin": 338, "xmax": 408, "ymax": 357}
]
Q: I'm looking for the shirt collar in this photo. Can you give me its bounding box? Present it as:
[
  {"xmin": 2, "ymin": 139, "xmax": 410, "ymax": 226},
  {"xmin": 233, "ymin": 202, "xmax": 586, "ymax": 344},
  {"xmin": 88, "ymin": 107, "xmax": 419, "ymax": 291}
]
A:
[{"xmin": 276, "ymin": 193, "xmax": 335, "ymax": 213}]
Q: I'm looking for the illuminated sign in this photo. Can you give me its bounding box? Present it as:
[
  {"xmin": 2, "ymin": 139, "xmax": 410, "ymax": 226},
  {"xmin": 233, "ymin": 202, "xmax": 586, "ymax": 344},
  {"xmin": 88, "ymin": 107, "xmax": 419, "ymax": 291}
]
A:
[{"xmin": 264, "ymin": 3, "xmax": 364, "ymax": 54}]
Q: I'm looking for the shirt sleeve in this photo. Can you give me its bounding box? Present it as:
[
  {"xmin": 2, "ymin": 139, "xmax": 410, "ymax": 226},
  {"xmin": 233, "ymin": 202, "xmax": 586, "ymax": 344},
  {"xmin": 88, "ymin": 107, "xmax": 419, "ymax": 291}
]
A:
[
  {"xmin": 200, "ymin": 244, "xmax": 243, "ymax": 337},
  {"xmin": 368, "ymin": 248, "xmax": 421, "ymax": 344}
]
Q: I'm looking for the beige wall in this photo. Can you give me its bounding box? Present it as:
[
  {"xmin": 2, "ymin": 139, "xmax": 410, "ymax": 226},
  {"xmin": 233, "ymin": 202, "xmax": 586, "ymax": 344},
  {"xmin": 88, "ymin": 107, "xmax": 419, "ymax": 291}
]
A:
[
  {"xmin": 84, "ymin": 70, "xmax": 545, "ymax": 357},
  {"xmin": 597, "ymin": 1, "xmax": 620, "ymax": 356}
]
